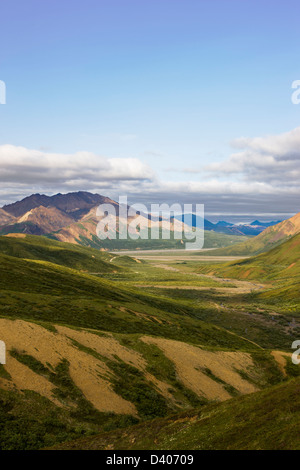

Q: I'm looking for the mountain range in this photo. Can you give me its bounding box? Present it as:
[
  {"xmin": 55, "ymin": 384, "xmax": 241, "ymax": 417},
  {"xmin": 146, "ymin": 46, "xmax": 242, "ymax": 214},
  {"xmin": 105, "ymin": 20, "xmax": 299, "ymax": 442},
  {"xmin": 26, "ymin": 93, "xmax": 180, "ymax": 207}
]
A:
[
  {"xmin": 0, "ymin": 192, "xmax": 249, "ymax": 250},
  {"xmin": 173, "ymin": 213, "xmax": 282, "ymax": 236},
  {"xmin": 0, "ymin": 191, "xmax": 298, "ymax": 255},
  {"xmin": 200, "ymin": 211, "xmax": 300, "ymax": 257}
]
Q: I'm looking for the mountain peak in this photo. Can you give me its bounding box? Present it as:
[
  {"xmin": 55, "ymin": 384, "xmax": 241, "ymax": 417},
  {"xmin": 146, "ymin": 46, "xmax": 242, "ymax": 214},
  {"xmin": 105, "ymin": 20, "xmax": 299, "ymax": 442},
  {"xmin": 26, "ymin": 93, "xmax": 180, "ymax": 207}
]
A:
[{"xmin": 2, "ymin": 191, "xmax": 111, "ymax": 219}]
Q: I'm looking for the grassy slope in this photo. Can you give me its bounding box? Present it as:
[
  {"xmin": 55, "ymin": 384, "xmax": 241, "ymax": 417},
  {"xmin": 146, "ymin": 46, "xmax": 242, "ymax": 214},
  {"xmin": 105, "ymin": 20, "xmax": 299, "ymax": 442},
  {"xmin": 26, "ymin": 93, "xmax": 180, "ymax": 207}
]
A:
[
  {"xmin": 51, "ymin": 376, "xmax": 300, "ymax": 450},
  {"xmin": 195, "ymin": 233, "xmax": 300, "ymax": 307},
  {"xmin": 212, "ymin": 233, "xmax": 300, "ymax": 280},
  {"xmin": 0, "ymin": 235, "xmax": 121, "ymax": 273},
  {"xmin": 1, "ymin": 235, "xmax": 297, "ymax": 349},
  {"xmin": 74, "ymin": 230, "xmax": 249, "ymax": 250},
  {"xmin": 0, "ymin": 238, "xmax": 282, "ymax": 450},
  {"xmin": 0, "ymin": 240, "xmax": 255, "ymax": 350},
  {"xmin": 194, "ymin": 232, "xmax": 288, "ymax": 257},
  {"xmin": 231, "ymin": 234, "xmax": 300, "ymax": 305},
  {"xmin": 0, "ymin": 321, "xmax": 292, "ymax": 450},
  {"xmin": 1, "ymin": 234, "xmax": 299, "ymax": 450}
]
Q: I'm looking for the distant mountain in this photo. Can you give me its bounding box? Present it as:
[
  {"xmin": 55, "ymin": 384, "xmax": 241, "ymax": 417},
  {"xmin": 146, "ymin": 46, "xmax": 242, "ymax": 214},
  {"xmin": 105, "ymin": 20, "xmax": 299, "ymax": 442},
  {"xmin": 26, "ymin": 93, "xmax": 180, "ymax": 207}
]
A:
[
  {"xmin": 215, "ymin": 221, "xmax": 234, "ymax": 227},
  {"xmin": 0, "ymin": 192, "xmax": 197, "ymax": 246},
  {"xmin": 173, "ymin": 214, "xmax": 214, "ymax": 231},
  {"xmin": 173, "ymin": 214, "xmax": 240, "ymax": 234},
  {"xmin": 54, "ymin": 206, "xmax": 240, "ymax": 249},
  {"xmin": 0, "ymin": 208, "xmax": 16, "ymax": 225},
  {"xmin": 199, "ymin": 212, "xmax": 300, "ymax": 256},
  {"xmin": 173, "ymin": 214, "xmax": 275, "ymax": 236},
  {"xmin": 3, "ymin": 191, "xmax": 115, "ymax": 220},
  {"xmin": 3, "ymin": 193, "xmax": 53, "ymax": 218},
  {"xmin": 0, "ymin": 192, "xmax": 248, "ymax": 250},
  {"xmin": 250, "ymin": 220, "xmax": 282, "ymax": 227},
  {"xmin": 231, "ymin": 225, "xmax": 266, "ymax": 236},
  {"xmin": 18, "ymin": 206, "xmax": 74, "ymax": 233},
  {"xmin": 0, "ymin": 191, "xmax": 120, "ymax": 238}
]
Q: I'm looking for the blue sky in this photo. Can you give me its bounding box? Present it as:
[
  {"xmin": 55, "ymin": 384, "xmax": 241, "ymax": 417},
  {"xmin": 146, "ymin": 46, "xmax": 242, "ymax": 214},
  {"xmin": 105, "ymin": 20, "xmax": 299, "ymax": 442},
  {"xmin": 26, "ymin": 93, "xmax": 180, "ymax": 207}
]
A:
[{"xmin": 0, "ymin": 0, "xmax": 300, "ymax": 219}]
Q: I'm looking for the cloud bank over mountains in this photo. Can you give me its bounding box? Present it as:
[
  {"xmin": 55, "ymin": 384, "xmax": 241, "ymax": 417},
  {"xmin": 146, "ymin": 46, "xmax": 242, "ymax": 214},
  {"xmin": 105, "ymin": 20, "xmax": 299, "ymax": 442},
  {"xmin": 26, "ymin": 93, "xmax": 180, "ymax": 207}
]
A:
[
  {"xmin": 0, "ymin": 126, "xmax": 299, "ymax": 216},
  {"xmin": 206, "ymin": 126, "xmax": 300, "ymax": 187}
]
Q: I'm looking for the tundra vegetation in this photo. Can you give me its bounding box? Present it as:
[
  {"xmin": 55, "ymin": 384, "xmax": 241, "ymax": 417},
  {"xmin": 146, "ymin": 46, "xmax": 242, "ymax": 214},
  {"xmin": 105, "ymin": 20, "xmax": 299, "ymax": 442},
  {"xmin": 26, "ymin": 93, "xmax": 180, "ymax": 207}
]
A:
[{"xmin": 0, "ymin": 231, "xmax": 299, "ymax": 450}]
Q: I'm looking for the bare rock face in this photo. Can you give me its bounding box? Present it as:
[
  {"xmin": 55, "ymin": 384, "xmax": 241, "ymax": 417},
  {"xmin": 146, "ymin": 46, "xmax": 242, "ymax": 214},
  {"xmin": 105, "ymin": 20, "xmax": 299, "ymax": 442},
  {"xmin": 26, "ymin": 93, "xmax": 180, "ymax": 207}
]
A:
[
  {"xmin": 0, "ymin": 208, "xmax": 16, "ymax": 226},
  {"xmin": 17, "ymin": 206, "xmax": 75, "ymax": 233}
]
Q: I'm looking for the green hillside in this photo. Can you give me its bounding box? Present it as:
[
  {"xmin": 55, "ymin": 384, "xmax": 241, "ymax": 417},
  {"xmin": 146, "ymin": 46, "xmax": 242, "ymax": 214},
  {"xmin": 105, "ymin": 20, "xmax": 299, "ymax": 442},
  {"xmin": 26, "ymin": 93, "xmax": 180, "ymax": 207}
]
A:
[
  {"xmin": 0, "ymin": 235, "xmax": 121, "ymax": 273},
  {"xmin": 0, "ymin": 234, "xmax": 299, "ymax": 450},
  {"xmin": 0, "ymin": 248, "xmax": 253, "ymax": 350},
  {"xmin": 208, "ymin": 233, "xmax": 300, "ymax": 281},
  {"xmin": 51, "ymin": 376, "xmax": 300, "ymax": 450},
  {"xmin": 196, "ymin": 231, "xmax": 291, "ymax": 257},
  {"xmin": 194, "ymin": 233, "xmax": 300, "ymax": 310},
  {"xmin": 74, "ymin": 229, "xmax": 248, "ymax": 251}
]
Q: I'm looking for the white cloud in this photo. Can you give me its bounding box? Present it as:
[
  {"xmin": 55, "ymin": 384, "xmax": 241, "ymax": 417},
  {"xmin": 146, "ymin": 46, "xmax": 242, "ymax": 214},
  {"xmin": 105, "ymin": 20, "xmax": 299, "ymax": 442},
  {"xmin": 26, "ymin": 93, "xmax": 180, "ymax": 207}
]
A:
[
  {"xmin": 0, "ymin": 144, "xmax": 154, "ymax": 185},
  {"xmin": 204, "ymin": 126, "xmax": 300, "ymax": 188},
  {"xmin": 0, "ymin": 125, "xmax": 299, "ymax": 216}
]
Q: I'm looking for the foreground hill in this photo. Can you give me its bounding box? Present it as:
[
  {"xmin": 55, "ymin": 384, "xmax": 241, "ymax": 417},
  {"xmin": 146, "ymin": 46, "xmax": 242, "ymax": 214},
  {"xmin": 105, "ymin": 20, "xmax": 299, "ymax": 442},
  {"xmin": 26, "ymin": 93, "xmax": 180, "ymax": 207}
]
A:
[
  {"xmin": 51, "ymin": 375, "xmax": 300, "ymax": 450},
  {"xmin": 0, "ymin": 236, "xmax": 285, "ymax": 449},
  {"xmin": 0, "ymin": 234, "xmax": 298, "ymax": 449},
  {"xmin": 1, "ymin": 317, "xmax": 284, "ymax": 450}
]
